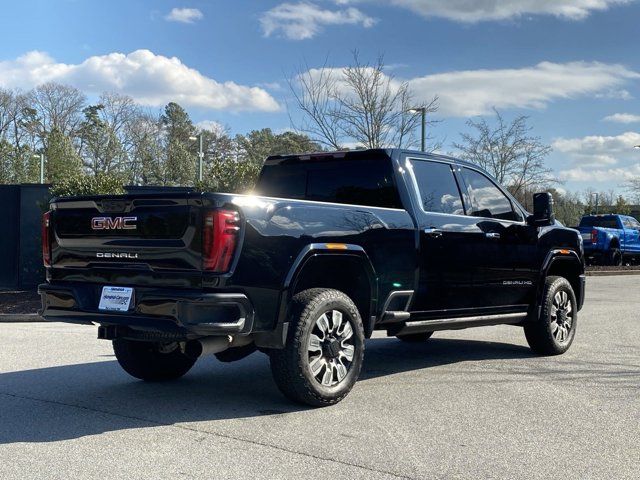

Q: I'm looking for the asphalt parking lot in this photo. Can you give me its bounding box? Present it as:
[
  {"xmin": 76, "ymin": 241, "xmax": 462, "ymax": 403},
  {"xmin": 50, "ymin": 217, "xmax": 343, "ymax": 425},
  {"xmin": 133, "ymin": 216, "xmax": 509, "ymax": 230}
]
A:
[{"xmin": 1, "ymin": 275, "xmax": 638, "ymax": 480}]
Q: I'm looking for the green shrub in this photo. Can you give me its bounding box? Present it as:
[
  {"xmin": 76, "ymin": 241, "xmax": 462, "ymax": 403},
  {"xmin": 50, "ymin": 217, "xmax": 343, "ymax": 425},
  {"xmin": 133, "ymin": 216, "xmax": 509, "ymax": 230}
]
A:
[
  {"xmin": 195, "ymin": 160, "xmax": 262, "ymax": 194},
  {"xmin": 50, "ymin": 172, "xmax": 126, "ymax": 198}
]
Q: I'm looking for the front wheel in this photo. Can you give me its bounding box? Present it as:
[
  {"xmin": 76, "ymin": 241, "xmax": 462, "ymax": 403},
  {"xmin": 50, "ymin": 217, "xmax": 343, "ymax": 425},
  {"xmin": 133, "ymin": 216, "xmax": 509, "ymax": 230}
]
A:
[
  {"xmin": 524, "ymin": 276, "xmax": 577, "ymax": 355},
  {"xmin": 269, "ymin": 288, "xmax": 365, "ymax": 407},
  {"xmin": 113, "ymin": 339, "xmax": 196, "ymax": 381}
]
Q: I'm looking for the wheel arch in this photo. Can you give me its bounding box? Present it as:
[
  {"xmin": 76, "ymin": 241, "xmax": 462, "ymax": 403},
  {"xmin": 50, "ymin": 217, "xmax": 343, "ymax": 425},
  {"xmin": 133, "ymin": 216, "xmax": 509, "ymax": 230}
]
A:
[
  {"xmin": 279, "ymin": 244, "xmax": 378, "ymax": 338},
  {"xmin": 538, "ymin": 249, "xmax": 585, "ymax": 317},
  {"xmin": 609, "ymin": 235, "xmax": 620, "ymax": 249}
]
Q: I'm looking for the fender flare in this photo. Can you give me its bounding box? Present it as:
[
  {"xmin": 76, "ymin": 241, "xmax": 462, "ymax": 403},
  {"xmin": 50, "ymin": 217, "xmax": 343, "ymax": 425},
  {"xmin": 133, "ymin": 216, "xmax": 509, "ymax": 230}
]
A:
[
  {"xmin": 277, "ymin": 243, "xmax": 378, "ymax": 333},
  {"xmin": 535, "ymin": 248, "xmax": 584, "ymax": 319}
]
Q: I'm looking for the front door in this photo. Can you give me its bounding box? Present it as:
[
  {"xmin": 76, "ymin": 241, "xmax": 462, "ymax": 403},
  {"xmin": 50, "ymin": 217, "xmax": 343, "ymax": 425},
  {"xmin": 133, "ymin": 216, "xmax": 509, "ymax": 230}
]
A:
[{"xmin": 456, "ymin": 167, "xmax": 538, "ymax": 309}]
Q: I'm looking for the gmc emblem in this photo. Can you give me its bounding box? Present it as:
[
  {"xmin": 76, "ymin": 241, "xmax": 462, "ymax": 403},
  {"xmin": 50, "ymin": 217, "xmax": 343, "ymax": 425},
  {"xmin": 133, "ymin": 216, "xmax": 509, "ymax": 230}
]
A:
[{"xmin": 91, "ymin": 216, "xmax": 138, "ymax": 230}]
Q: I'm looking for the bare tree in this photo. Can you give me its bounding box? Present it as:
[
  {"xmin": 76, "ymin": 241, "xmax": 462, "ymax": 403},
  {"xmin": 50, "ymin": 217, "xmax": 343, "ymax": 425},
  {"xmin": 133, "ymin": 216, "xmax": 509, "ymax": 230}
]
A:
[
  {"xmin": 624, "ymin": 178, "xmax": 640, "ymax": 204},
  {"xmin": 454, "ymin": 109, "xmax": 554, "ymax": 202},
  {"xmin": 287, "ymin": 58, "xmax": 343, "ymax": 150},
  {"xmin": 24, "ymin": 82, "xmax": 86, "ymax": 149},
  {"xmin": 289, "ymin": 52, "xmax": 439, "ymax": 150}
]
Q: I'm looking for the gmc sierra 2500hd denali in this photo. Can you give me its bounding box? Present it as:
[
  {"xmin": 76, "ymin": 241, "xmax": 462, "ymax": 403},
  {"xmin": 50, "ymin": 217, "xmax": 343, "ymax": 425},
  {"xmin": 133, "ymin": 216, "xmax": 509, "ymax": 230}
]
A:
[{"xmin": 39, "ymin": 149, "xmax": 586, "ymax": 406}]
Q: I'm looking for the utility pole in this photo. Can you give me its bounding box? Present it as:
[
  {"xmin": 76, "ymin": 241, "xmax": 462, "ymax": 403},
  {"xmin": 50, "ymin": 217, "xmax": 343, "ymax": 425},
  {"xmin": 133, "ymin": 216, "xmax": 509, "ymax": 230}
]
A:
[
  {"xmin": 408, "ymin": 107, "xmax": 427, "ymax": 152},
  {"xmin": 33, "ymin": 153, "xmax": 45, "ymax": 183},
  {"xmin": 189, "ymin": 133, "xmax": 205, "ymax": 181}
]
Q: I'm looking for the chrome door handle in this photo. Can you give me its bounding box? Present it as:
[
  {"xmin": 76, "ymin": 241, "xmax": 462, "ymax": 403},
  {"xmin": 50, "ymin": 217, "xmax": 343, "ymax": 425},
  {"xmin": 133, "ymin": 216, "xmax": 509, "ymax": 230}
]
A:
[
  {"xmin": 424, "ymin": 228, "xmax": 443, "ymax": 238},
  {"xmin": 485, "ymin": 232, "xmax": 501, "ymax": 239}
]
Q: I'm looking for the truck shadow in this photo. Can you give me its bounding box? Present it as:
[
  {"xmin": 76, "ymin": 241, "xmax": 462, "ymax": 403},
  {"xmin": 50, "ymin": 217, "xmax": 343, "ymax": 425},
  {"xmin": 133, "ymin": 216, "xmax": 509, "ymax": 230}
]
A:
[{"xmin": 0, "ymin": 337, "xmax": 534, "ymax": 445}]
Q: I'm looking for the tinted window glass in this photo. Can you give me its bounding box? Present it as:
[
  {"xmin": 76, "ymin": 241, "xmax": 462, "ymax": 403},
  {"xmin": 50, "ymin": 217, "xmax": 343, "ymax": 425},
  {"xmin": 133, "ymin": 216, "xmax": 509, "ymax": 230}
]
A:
[
  {"xmin": 256, "ymin": 156, "xmax": 402, "ymax": 208},
  {"xmin": 579, "ymin": 216, "xmax": 619, "ymax": 229},
  {"xmin": 460, "ymin": 168, "xmax": 521, "ymax": 221},
  {"xmin": 409, "ymin": 160, "xmax": 464, "ymax": 215}
]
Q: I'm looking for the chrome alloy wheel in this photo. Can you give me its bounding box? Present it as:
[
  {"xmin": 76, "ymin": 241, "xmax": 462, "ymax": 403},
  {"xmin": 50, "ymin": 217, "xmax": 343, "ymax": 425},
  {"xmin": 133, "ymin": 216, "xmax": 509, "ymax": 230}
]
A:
[
  {"xmin": 307, "ymin": 310, "xmax": 355, "ymax": 387},
  {"xmin": 551, "ymin": 290, "xmax": 573, "ymax": 344}
]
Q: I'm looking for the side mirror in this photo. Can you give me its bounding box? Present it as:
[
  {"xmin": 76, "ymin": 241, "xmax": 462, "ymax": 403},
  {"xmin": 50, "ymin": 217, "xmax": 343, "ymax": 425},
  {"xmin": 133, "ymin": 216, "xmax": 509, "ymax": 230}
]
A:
[{"xmin": 527, "ymin": 192, "xmax": 555, "ymax": 227}]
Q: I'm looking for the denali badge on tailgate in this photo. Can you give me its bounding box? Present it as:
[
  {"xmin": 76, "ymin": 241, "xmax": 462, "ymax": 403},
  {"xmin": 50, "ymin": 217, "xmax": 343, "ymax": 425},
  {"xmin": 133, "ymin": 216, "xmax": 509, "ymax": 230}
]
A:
[{"xmin": 91, "ymin": 216, "xmax": 137, "ymax": 230}]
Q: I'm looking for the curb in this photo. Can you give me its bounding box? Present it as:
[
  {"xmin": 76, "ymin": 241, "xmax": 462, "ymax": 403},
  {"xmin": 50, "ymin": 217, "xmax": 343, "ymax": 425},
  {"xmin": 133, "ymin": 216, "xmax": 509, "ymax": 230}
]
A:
[
  {"xmin": 0, "ymin": 314, "xmax": 44, "ymax": 323},
  {"xmin": 585, "ymin": 270, "xmax": 640, "ymax": 277}
]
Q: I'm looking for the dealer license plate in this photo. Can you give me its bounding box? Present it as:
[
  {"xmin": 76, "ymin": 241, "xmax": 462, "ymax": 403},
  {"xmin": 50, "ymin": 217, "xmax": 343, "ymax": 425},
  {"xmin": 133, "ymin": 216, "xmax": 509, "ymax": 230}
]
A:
[{"xmin": 98, "ymin": 286, "xmax": 134, "ymax": 312}]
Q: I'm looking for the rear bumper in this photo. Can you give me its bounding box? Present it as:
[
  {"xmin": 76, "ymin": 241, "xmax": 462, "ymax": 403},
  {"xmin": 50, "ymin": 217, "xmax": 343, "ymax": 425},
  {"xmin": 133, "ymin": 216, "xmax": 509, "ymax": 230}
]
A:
[{"xmin": 38, "ymin": 282, "xmax": 254, "ymax": 337}]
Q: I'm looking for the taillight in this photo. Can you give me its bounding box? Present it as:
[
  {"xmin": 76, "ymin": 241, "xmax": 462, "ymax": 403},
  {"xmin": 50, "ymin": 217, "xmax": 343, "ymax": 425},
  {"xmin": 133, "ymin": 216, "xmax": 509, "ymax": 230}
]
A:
[
  {"xmin": 591, "ymin": 229, "xmax": 598, "ymax": 244},
  {"xmin": 202, "ymin": 209, "xmax": 240, "ymax": 272},
  {"xmin": 42, "ymin": 211, "xmax": 52, "ymax": 267}
]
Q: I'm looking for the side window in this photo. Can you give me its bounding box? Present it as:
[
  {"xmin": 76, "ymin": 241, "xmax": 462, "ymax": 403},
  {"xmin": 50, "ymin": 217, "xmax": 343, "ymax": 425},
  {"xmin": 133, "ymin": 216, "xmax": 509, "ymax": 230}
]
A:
[
  {"xmin": 460, "ymin": 168, "xmax": 522, "ymax": 222},
  {"xmin": 632, "ymin": 218, "xmax": 640, "ymax": 229},
  {"xmin": 623, "ymin": 218, "xmax": 633, "ymax": 229},
  {"xmin": 408, "ymin": 160, "xmax": 465, "ymax": 215}
]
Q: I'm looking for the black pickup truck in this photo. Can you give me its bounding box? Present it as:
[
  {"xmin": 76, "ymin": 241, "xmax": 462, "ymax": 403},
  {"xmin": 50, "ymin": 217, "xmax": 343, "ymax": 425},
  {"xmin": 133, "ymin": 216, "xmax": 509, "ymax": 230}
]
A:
[{"xmin": 39, "ymin": 149, "xmax": 586, "ymax": 406}]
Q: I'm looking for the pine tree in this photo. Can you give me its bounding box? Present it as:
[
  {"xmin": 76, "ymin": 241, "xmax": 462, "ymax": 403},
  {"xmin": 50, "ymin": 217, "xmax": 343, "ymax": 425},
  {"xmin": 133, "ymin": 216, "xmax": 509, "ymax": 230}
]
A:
[
  {"xmin": 160, "ymin": 102, "xmax": 196, "ymax": 185},
  {"xmin": 45, "ymin": 128, "xmax": 83, "ymax": 183}
]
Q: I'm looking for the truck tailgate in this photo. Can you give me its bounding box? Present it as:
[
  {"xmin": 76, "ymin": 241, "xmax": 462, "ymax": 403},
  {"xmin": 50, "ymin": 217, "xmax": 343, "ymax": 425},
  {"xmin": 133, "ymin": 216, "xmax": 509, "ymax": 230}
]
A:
[{"xmin": 49, "ymin": 194, "xmax": 205, "ymax": 287}]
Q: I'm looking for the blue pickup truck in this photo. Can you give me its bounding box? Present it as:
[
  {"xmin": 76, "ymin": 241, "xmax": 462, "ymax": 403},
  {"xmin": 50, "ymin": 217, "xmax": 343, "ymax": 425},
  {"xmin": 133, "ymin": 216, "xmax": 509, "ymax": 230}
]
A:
[{"xmin": 577, "ymin": 214, "xmax": 640, "ymax": 265}]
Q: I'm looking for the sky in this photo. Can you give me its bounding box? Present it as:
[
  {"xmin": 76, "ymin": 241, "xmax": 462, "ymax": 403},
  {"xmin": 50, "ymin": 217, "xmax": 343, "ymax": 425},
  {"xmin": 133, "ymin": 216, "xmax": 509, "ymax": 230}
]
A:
[{"xmin": 0, "ymin": 0, "xmax": 639, "ymax": 194}]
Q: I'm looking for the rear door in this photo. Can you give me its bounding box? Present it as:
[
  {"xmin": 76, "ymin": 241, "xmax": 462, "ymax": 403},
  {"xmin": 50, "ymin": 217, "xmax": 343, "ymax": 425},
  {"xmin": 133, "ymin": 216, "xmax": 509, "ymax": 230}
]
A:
[
  {"xmin": 622, "ymin": 217, "xmax": 640, "ymax": 254},
  {"xmin": 406, "ymin": 157, "xmax": 478, "ymax": 312}
]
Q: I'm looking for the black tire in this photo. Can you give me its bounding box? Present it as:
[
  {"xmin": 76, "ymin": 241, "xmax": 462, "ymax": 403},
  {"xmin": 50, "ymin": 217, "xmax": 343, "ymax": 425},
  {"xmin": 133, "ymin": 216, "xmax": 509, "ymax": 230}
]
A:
[
  {"xmin": 607, "ymin": 247, "xmax": 622, "ymax": 266},
  {"xmin": 396, "ymin": 331, "xmax": 434, "ymax": 343},
  {"xmin": 524, "ymin": 276, "xmax": 577, "ymax": 355},
  {"xmin": 112, "ymin": 339, "xmax": 196, "ymax": 381},
  {"xmin": 269, "ymin": 288, "xmax": 365, "ymax": 407}
]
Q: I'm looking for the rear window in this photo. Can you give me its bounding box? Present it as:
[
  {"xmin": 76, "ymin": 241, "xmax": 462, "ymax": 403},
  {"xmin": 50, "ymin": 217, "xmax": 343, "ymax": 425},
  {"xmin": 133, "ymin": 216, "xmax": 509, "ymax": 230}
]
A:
[
  {"xmin": 579, "ymin": 216, "xmax": 620, "ymax": 229},
  {"xmin": 256, "ymin": 156, "xmax": 402, "ymax": 209}
]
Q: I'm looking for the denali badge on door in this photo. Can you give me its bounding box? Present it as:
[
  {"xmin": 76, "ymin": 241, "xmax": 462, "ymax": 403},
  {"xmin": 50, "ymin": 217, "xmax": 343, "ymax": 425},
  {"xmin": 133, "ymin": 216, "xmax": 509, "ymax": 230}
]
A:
[{"xmin": 98, "ymin": 286, "xmax": 134, "ymax": 312}]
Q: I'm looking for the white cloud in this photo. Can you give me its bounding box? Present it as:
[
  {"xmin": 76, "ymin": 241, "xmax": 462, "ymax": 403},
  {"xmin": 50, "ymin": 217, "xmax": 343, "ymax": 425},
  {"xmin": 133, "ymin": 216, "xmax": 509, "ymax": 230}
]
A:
[
  {"xmin": 165, "ymin": 7, "xmax": 203, "ymax": 24},
  {"xmin": 409, "ymin": 61, "xmax": 639, "ymax": 117},
  {"xmin": 195, "ymin": 120, "xmax": 226, "ymax": 134},
  {"xmin": 554, "ymin": 131, "xmax": 640, "ymax": 180},
  {"xmin": 338, "ymin": 0, "xmax": 634, "ymax": 22},
  {"xmin": 303, "ymin": 61, "xmax": 639, "ymax": 117},
  {"xmin": 604, "ymin": 113, "xmax": 640, "ymax": 124},
  {"xmin": 0, "ymin": 50, "xmax": 280, "ymax": 112},
  {"xmin": 260, "ymin": 2, "xmax": 376, "ymax": 40},
  {"xmin": 559, "ymin": 164, "xmax": 640, "ymax": 183}
]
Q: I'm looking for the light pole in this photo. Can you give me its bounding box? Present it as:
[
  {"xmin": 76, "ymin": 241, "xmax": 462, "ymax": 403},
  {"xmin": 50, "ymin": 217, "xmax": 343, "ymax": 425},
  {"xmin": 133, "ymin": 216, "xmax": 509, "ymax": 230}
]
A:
[
  {"xmin": 407, "ymin": 107, "xmax": 427, "ymax": 152},
  {"xmin": 33, "ymin": 153, "xmax": 45, "ymax": 184},
  {"xmin": 189, "ymin": 133, "xmax": 204, "ymax": 181}
]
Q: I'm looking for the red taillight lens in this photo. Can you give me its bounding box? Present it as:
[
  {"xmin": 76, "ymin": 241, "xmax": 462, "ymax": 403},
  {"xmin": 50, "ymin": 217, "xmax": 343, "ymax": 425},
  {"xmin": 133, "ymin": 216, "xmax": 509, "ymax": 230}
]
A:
[
  {"xmin": 42, "ymin": 211, "xmax": 52, "ymax": 267},
  {"xmin": 202, "ymin": 209, "xmax": 240, "ymax": 272},
  {"xmin": 591, "ymin": 229, "xmax": 598, "ymax": 244}
]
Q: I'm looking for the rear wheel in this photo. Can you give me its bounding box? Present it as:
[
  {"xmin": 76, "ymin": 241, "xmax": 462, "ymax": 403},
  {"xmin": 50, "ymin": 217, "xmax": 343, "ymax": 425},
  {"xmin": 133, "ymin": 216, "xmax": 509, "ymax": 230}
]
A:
[
  {"xmin": 396, "ymin": 332, "xmax": 434, "ymax": 343},
  {"xmin": 607, "ymin": 247, "xmax": 622, "ymax": 266},
  {"xmin": 113, "ymin": 339, "xmax": 196, "ymax": 381},
  {"xmin": 524, "ymin": 276, "xmax": 577, "ymax": 355},
  {"xmin": 269, "ymin": 288, "xmax": 365, "ymax": 407}
]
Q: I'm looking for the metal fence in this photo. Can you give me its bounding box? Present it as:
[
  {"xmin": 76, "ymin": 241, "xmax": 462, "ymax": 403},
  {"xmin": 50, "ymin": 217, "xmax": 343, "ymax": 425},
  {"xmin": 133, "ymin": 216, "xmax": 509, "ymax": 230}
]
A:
[
  {"xmin": 0, "ymin": 184, "xmax": 196, "ymax": 290},
  {"xmin": 0, "ymin": 184, "xmax": 51, "ymax": 289}
]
